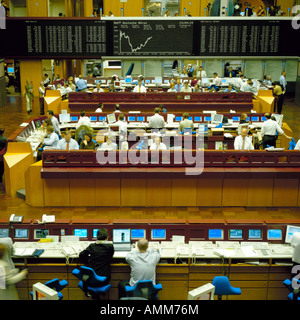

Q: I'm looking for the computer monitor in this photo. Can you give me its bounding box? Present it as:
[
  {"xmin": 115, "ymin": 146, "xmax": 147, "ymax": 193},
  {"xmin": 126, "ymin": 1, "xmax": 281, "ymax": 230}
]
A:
[
  {"xmin": 229, "ymin": 229, "xmax": 243, "ymax": 240},
  {"xmin": 34, "ymin": 229, "xmax": 49, "ymax": 240},
  {"xmin": 232, "ymin": 116, "xmax": 240, "ymax": 122},
  {"xmin": 107, "ymin": 113, "xmax": 116, "ymax": 124},
  {"xmin": 221, "ymin": 79, "xmax": 227, "ymax": 84},
  {"xmin": 164, "ymin": 80, "xmax": 169, "ymax": 84},
  {"xmin": 95, "ymin": 80, "xmax": 101, "ymax": 84},
  {"xmin": 248, "ymin": 229, "xmax": 262, "ymax": 240},
  {"xmin": 0, "ymin": 229, "xmax": 9, "ymax": 238},
  {"xmin": 194, "ymin": 116, "xmax": 202, "ymax": 122},
  {"xmin": 187, "ymin": 283, "xmax": 215, "ymax": 300},
  {"xmin": 90, "ymin": 116, "xmax": 97, "ymax": 122},
  {"xmin": 145, "ymin": 79, "xmax": 151, "ymax": 84},
  {"xmin": 213, "ymin": 114, "xmax": 224, "ymax": 124},
  {"xmin": 128, "ymin": 116, "xmax": 135, "ymax": 122},
  {"xmin": 285, "ymin": 225, "xmax": 300, "ymax": 243},
  {"xmin": 112, "ymin": 229, "xmax": 131, "ymax": 251},
  {"xmin": 93, "ymin": 229, "xmax": 99, "ymax": 238},
  {"xmin": 155, "ymin": 77, "xmax": 162, "ymax": 84},
  {"xmin": 71, "ymin": 116, "xmax": 78, "ymax": 122},
  {"xmin": 267, "ymin": 229, "xmax": 282, "ymax": 241},
  {"xmin": 208, "ymin": 229, "xmax": 223, "ymax": 240},
  {"xmin": 98, "ymin": 116, "xmax": 106, "ymax": 122},
  {"xmin": 14, "ymin": 229, "xmax": 28, "ymax": 239},
  {"xmin": 137, "ymin": 116, "xmax": 145, "ymax": 122},
  {"xmin": 125, "ymin": 77, "xmax": 132, "ymax": 84},
  {"xmin": 151, "ymin": 229, "xmax": 166, "ymax": 240},
  {"xmin": 59, "ymin": 113, "xmax": 71, "ymax": 123},
  {"xmin": 74, "ymin": 229, "xmax": 88, "ymax": 238},
  {"xmin": 188, "ymin": 117, "xmax": 193, "ymax": 121},
  {"xmin": 262, "ymin": 117, "xmax": 267, "ymax": 121},
  {"xmin": 175, "ymin": 116, "xmax": 182, "ymax": 122},
  {"xmin": 131, "ymin": 229, "xmax": 146, "ymax": 240},
  {"xmin": 201, "ymin": 78, "xmax": 209, "ymax": 85},
  {"xmin": 7, "ymin": 67, "xmax": 14, "ymax": 73},
  {"xmin": 101, "ymin": 79, "xmax": 107, "ymax": 84},
  {"xmin": 204, "ymin": 116, "xmax": 211, "ymax": 122},
  {"xmin": 32, "ymin": 282, "xmax": 59, "ymax": 300}
]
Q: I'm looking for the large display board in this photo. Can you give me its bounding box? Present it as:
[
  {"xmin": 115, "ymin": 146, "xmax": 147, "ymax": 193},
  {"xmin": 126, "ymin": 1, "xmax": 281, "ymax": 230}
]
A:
[{"xmin": 0, "ymin": 18, "xmax": 299, "ymax": 58}]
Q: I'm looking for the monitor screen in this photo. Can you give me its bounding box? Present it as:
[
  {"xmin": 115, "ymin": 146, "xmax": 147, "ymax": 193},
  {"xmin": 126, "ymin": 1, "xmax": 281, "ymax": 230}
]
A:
[
  {"xmin": 145, "ymin": 79, "xmax": 151, "ymax": 84},
  {"xmin": 188, "ymin": 117, "xmax": 193, "ymax": 121},
  {"xmin": 113, "ymin": 229, "xmax": 131, "ymax": 243},
  {"xmin": 34, "ymin": 229, "xmax": 49, "ymax": 239},
  {"xmin": 164, "ymin": 80, "xmax": 169, "ymax": 84},
  {"xmin": 137, "ymin": 116, "xmax": 145, "ymax": 122},
  {"xmin": 90, "ymin": 116, "xmax": 97, "ymax": 121},
  {"xmin": 151, "ymin": 229, "xmax": 166, "ymax": 240},
  {"xmin": 98, "ymin": 116, "xmax": 106, "ymax": 121},
  {"xmin": 0, "ymin": 229, "xmax": 9, "ymax": 238},
  {"xmin": 232, "ymin": 116, "xmax": 240, "ymax": 122},
  {"xmin": 204, "ymin": 116, "xmax": 211, "ymax": 122},
  {"xmin": 248, "ymin": 229, "xmax": 262, "ymax": 240},
  {"xmin": 208, "ymin": 229, "xmax": 223, "ymax": 240},
  {"xmin": 194, "ymin": 117, "xmax": 202, "ymax": 122},
  {"xmin": 7, "ymin": 67, "xmax": 14, "ymax": 73},
  {"xmin": 229, "ymin": 229, "xmax": 243, "ymax": 240},
  {"xmin": 131, "ymin": 229, "xmax": 146, "ymax": 239},
  {"xmin": 251, "ymin": 116, "xmax": 259, "ymax": 122},
  {"xmin": 71, "ymin": 116, "xmax": 78, "ymax": 122},
  {"xmin": 74, "ymin": 229, "xmax": 88, "ymax": 238},
  {"xmin": 155, "ymin": 77, "xmax": 162, "ymax": 84},
  {"xmin": 93, "ymin": 229, "xmax": 99, "ymax": 238},
  {"xmin": 213, "ymin": 114, "xmax": 223, "ymax": 124},
  {"xmin": 262, "ymin": 117, "xmax": 267, "ymax": 121},
  {"xmin": 14, "ymin": 229, "xmax": 28, "ymax": 239},
  {"xmin": 285, "ymin": 225, "xmax": 300, "ymax": 243},
  {"xmin": 125, "ymin": 77, "xmax": 132, "ymax": 83},
  {"xmin": 128, "ymin": 116, "xmax": 135, "ymax": 122},
  {"xmin": 267, "ymin": 229, "xmax": 282, "ymax": 240},
  {"xmin": 59, "ymin": 113, "xmax": 71, "ymax": 123},
  {"xmin": 95, "ymin": 80, "xmax": 101, "ymax": 84},
  {"xmin": 175, "ymin": 116, "xmax": 182, "ymax": 122},
  {"xmin": 222, "ymin": 79, "xmax": 227, "ymax": 84},
  {"xmin": 107, "ymin": 113, "xmax": 116, "ymax": 124}
]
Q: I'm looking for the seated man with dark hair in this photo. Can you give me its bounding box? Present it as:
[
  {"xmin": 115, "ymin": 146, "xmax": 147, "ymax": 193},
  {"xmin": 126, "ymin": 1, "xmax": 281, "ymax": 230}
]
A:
[
  {"xmin": 118, "ymin": 239, "xmax": 160, "ymax": 299},
  {"xmin": 79, "ymin": 228, "xmax": 114, "ymax": 285}
]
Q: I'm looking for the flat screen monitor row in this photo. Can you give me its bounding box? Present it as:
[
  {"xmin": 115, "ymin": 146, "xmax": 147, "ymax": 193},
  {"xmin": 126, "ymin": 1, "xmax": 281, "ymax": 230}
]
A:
[
  {"xmin": 2, "ymin": 225, "xmax": 300, "ymax": 243},
  {"xmin": 65, "ymin": 115, "xmax": 266, "ymax": 123}
]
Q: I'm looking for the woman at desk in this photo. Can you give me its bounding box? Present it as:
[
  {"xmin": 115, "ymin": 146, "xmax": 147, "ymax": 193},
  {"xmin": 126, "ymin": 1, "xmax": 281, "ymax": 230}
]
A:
[{"xmin": 80, "ymin": 132, "xmax": 97, "ymax": 150}]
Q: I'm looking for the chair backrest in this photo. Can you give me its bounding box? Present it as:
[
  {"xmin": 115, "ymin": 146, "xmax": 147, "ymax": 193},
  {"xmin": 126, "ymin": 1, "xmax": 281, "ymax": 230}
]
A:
[
  {"xmin": 129, "ymin": 280, "xmax": 160, "ymax": 300},
  {"xmin": 212, "ymin": 276, "xmax": 234, "ymax": 296},
  {"xmin": 73, "ymin": 266, "xmax": 107, "ymax": 287},
  {"xmin": 289, "ymin": 138, "xmax": 296, "ymax": 150}
]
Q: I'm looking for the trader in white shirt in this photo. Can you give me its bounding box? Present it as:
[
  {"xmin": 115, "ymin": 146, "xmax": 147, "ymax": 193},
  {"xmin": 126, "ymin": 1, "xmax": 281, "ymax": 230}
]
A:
[
  {"xmin": 260, "ymin": 113, "xmax": 292, "ymax": 149},
  {"xmin": 213, "ymin": 72, "xmax": 222, "ymax": 87},
  {"xmin": 98, "ymin": 134, "xmax": 118, "ymax": 151},
  {"xmin": 93, "ymin": 83, "xmax": 104, "ymax": 93},
  {"xmin": 42, "ymin": 126, "xmax": 59, "ymax": 149},
  {"xmin": 76, "ymin": 110, "xmax": 91, "ymax": 129},
  {"xmin": 180, "ymin": 80, "xmax": 192, "ymax": 92},
  {"xmin": 234, "ymin": 74, "xmax": 245, "ymax": 91},
  {"xmin": 196, "ymin": 65, "xmax": 207, "ymax": 79},
  {"xmin": 113, "ymin": 113, "xmax": 127, "ymax": 142},
  {"xmin": 47, "ymin": 110, "xmax": 61, "ymax": 136},
  {"xmin": 57, "ymin": 131, "xmax": 79, "ymax": 150},
  {"xmin": 167, "ymin": 82, "xmax": 177, "ymax": 92},
  {"xmin": 148, "ymin": 107, "xmax": 165, "ymax": 129},
  {"xmin": 234, "ymin": 127, "xmax": 254, "ymax": 150},
  {"xmin": 279, "ymin": 71, "xmax": 287, "ymax": 92},
  {"xmin": 95, "ymin": 103, "xmax": 104, "ymax": 113},
  {"xmin": 133, "ymin": 76, "xmax": 147, "ymax": 93},
  {"xmin": 150, "ymin": 136, "xmax": 167, "ymax": 151}
]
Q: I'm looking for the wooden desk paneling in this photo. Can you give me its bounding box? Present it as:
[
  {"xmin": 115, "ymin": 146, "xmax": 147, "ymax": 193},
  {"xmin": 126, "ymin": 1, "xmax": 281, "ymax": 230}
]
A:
[
  {"xmin": 273, "ymin": 179, "xmax": 299, "ymax": 207},
  {"xmin": 69, "ymin": 178, "xmax": 96, "ymax": 206},
  {"xmin": 197, "ymin": 178, "xmax": 223, "ymax": 206},
  {"xmin": 171, "ymin": 178, "xmax": 197, "ymax": 206},
  {"xmin": 222, "ymin": 179, "xmax": 249, "ymax": 206},
  {"xmin": 44, "ymin": 178, "xmax": 70, "ymax": 206},
  {"xmin": 247, "ymin": 179, "xmax": 274, "ymax": 207},
  {"xmin": 121, "ymin": 173, "xmax": 147, "ymax": 206}
]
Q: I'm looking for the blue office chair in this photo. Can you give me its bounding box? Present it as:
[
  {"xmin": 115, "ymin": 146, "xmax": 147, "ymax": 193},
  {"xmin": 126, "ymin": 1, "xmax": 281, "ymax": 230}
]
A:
[
  {"xmin": 283, "ymin": 278, "xmax": 300, "ymax": 300},
  {"xmin": 212, "ymin": 276, "xmax": 241, "ymax": 300},
  {"xmin": 72, "ymin": 266, "xmax": 111, "ymax": 299},
  {"xmin": 30, "ymin": 278, "xmax": 68, "ymax": 300},
  {"xmin": 289, "ymin": 138, "xmax": 296, "ymax": 150},
  {"xmin": 125, "ymin": 280, "xmax": 162, "ymax": 300}
]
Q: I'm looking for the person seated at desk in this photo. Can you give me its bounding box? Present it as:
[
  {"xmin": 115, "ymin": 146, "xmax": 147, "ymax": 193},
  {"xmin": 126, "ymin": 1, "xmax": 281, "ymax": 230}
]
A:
[
  {"xmin": 224, "ymin": 84, "xmax": 237, "ymax": 92},
  {"xmin": 239, "ymin": 113, "xmax": 249, "ymax": 124},
  {"xmin": 234, "ymin": 74, "xmax": 245, "ymax": 91},
  {"xmin": 148, "ymin": 107, "xmax": 165, "ymax": 129},
  {"xmin": 114, "ymin": 104, "xmax": 121, "ymax": 113},
  {"xmin": 80, "ymin": 132, "xmax": 97, "ymax": 150},
  {"xmin": 57, "ymin": 131, "xmax": 79, "ymax": 150},
  {"xmin": 179, "ymin": 112, "xmax": 194, "ymax": 133},
  {"xmin": 263, "ymin": 75, "xmax": 272, "ymax": 86},
  {"xmin": 60, "ymin": 82, "xmax": 73, "ymax": 100},
  {"xmin": 133, "ymin": 76, "xmax": 147, "ymax": 93},
  {"xmin": 93, "ymin": 83, "xmax": 104, "ymax": 93},
  {"xmin": 41, "ymin": 126, "xmax": 59, "ymax": 149},
  {"xmin": 68, "ymin": 77, "xmax": 76, "ymax": 91},
  {"xmin": 207, "ymin": 73, "xmax": 222, "ymax": 91},
  {"xmin": 95, "ymin": 102, "xmax": 104, "ymax": 113},
  {"xmin": 260, "ymin": 113, "xmax": 292, "ymax": 149},
  {"xmin": 98, "ymin": 134, "xmax": 118, "ymax": 151},
  {"xmin": 76, "ymin": 110, "xmax": 91, "ymax": 129},
  {"xmin": 234, "ymin": 127, "xmax": 254, "ymax": 150},
  {"xmin": 149, "ymin": 136, "xmax": 167, "ymax": 151},
  {"xmin": 118, "ymin": 239, "xmax": 160, "ymax": 299},
  {"xmin": 47, "ymin": 110, "xmax": 61, "ymax": 136},
  {"xmin": 43, "ymin": 74, "xmax": 50, "ymax": 88},
  {"xmin": 78, "ymin": 228, "xmax": 114, "ymax": 286},
  {"xmin": 108, "ymin": 82, "xmax": 116, "ymax": 92},
  {"xmin": 193, "ymin": 83, "xmax": 202, "ymax": 92},
  {"xmin": 174, "ymin": 77, "xmax": 183, "ymax": 92},
  {"xmin": 180, "ymin": 80, "xmax": 192, "ymax": 93},
  {"xmin": 76, "ymin": 75, "xmax": 88, "ymax": 92},
  {"xmin": 226, "ymin": 67, "xmax": 236, "ymax": 78},
  {"xmin": 241, "ymin": 79, "xmax": 258, "ymax": 95},
  {"xmin": 167, "ymin": 82, "xmax": 177, "ymax": 93}
]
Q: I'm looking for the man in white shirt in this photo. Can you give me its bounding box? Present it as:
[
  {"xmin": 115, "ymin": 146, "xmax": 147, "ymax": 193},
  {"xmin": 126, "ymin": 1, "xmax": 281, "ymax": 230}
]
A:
[
  {"xmin": 167, "ymin": 82, "xmax": 177, "ymax": 92},
  {"xmin": 133, "ymin": 76, "xmax": 147, "ymax": 93},
  {"xmin": 98, "ymin": 135, "xmax": 118, "ymax": 151},
  {"xmin": 148, "ymin": 108, "xmax": 165, "ymax": 129},
  {"xmin": 118, "ymin": 239, "xmax": 160, "ymax": 299},
  {"xmin": 76, "ymin": 111, "xmax": 92, "ymax": 129},
  {"xmin": 279, "ymin": 71, "xmax": 287, "ymax": 92},
  {"xmin": 149, "ymin": 136, "xmax": 167, "ymax": 150},
  {"xmin": 57, "ymin": 131, "xmax": 79, "ymax": 150},
  {"xmin": 197, "ymin": 65, "xmax": 207, "ymax": 79},
  {"xmin": 95, "ymin": 103, "xmax": 104, "ymax": 113},
  {"xmin": 234, "ymin": 74, "xmax": 245, "ymax": 91},
  {"xmin": 47, "ymin": 110, "xmax": 61, "ymax": 136},
  {"xmin": 240, "ymin": 79, "xmax": 258, "ymax": 95},
  {"xmin": 260, "ymin": 113, "xmax": 292, "ymax": 149},
  {"xmin": 234, "ymin": 127, "xmax": 254, "ymax": 150},
  {"xmin": 213, "ymin": 73, "xmax": 222, "ymax": 87},
  {"xmin": 180, "ymin": 80, "xmax": 192, "ymax": 93},
  {"xmin": 93, "ymin": 83, "xmax": 104, "ymax": 93},
  {"xmin": 42, "ymin": 126, "xmax": 59, "ymax": 149},
  {"xmin": 113, "ymin": 113, "xmax": 127, "ymax": 142}
]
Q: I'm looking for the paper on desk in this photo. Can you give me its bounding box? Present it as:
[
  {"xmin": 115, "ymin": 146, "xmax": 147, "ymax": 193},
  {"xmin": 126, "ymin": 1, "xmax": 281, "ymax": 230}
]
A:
[
  {"xmin": 241, "ymin": 246, "xmax": 258, "ymax": 257},
  {"xmin": 13, "ymin": 248, "xmax": 36, "ymax": 256},
  {"xmin": 213, "ymin": 249, "xmax": 236, "ymax": 258},
  {"xmin": 224, "ymin": 133, "xmax": 233, "ymax": 138}
]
